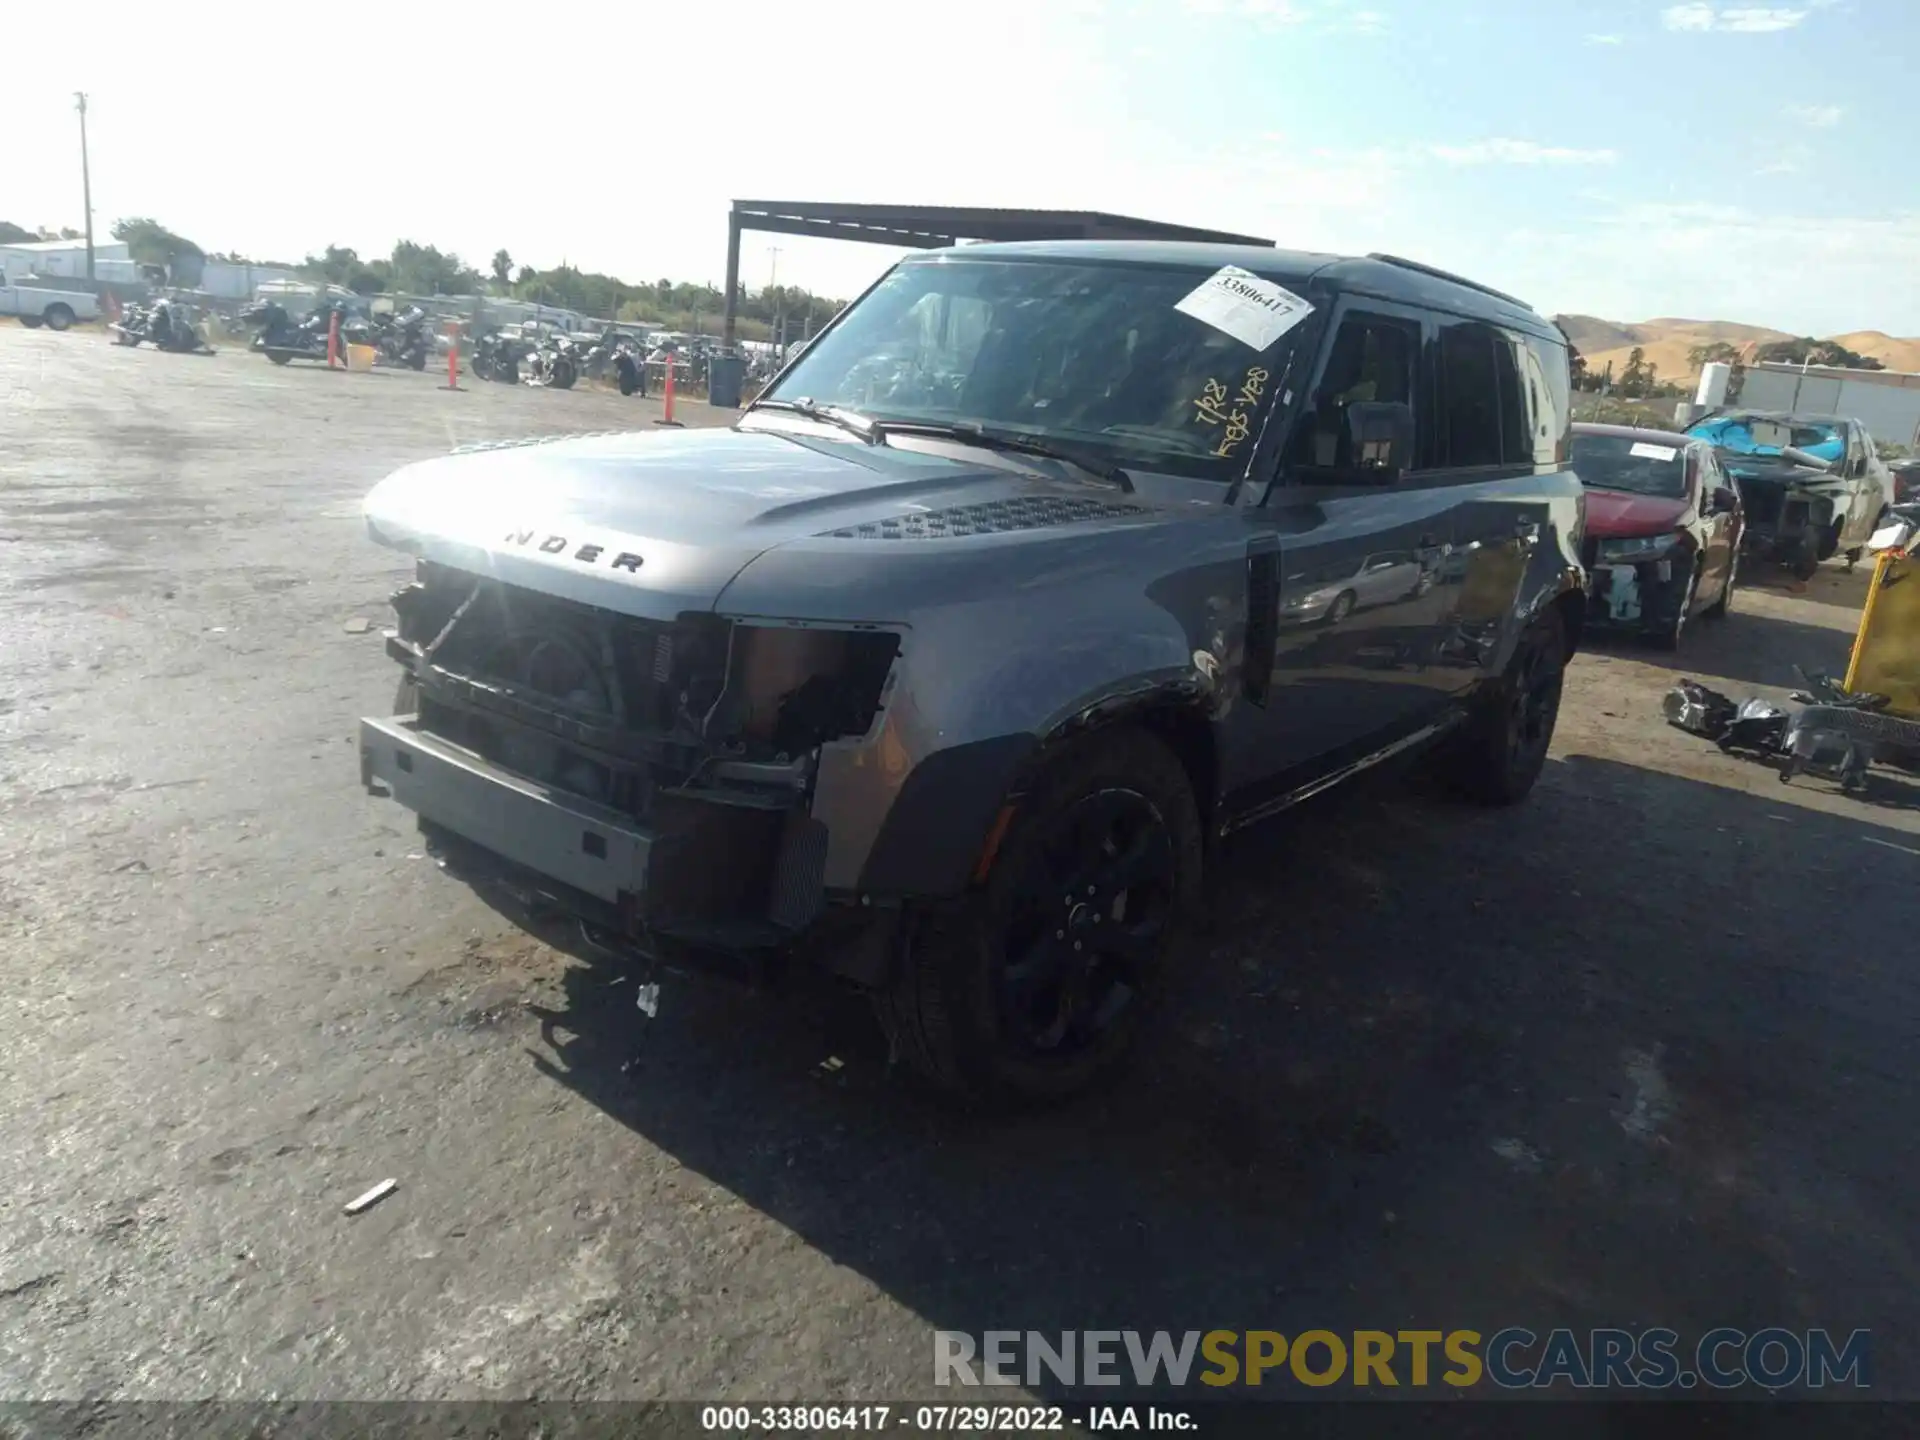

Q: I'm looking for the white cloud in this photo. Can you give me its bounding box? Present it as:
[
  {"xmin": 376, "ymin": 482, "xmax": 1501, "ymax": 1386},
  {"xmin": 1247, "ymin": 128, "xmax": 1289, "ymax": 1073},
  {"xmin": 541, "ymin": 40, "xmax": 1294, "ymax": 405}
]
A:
[
  {"xmin": 1786, "ymin": 103, "xmax": 1842, "ymax": 127},
  {"xmin": 1584, "ymin": 32, "xmax": 1625, "ymax": 44},
  {"xmin": 1756, "ymin": 143, "xmax": 1814, "ymax": 175},
  {"xmin": 1426, "ymin": 139, "xmax": 1619, "ymax": 166},
  {"xmin": 1662, "ymin": 4, "xmax": 1809, "ymax": 30}
]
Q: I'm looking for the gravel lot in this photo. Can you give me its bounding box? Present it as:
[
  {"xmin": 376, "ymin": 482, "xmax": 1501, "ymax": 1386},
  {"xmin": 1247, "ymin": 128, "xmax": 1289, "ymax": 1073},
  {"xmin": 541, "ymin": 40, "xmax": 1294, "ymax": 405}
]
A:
[{"xmin": 3, "ymin": 324, "xmax": 1917, "ymax": 1401}]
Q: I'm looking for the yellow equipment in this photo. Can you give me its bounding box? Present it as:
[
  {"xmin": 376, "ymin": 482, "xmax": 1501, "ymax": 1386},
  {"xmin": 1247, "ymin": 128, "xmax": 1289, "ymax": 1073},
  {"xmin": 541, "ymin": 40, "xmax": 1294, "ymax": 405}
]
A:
[{"xmin": 1843, "ymin": 549, "xmax": 1920, "ymax": 720}]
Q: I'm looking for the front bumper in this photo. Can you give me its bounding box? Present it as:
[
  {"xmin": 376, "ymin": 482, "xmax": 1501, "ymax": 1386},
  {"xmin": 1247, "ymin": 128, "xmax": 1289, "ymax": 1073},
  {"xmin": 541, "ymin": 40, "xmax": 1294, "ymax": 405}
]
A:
[
  {"xmin": 361, "ymin": 715, "xmax": 654, "ymax": 905},
  {"xmin": 360, "ymin": 714, "xmax": 835, "ymax": 967},
  {"xmin": 1583, "ymin": 557, "xmax": 1689, "ymax": 632}
]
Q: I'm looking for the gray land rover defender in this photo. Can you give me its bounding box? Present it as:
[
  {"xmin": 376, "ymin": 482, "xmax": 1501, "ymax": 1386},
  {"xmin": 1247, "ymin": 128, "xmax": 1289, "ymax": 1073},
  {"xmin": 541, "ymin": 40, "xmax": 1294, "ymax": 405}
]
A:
[{"xmin": 360, "ymin": 241, "xmax": 1586, "ymax": 1103}]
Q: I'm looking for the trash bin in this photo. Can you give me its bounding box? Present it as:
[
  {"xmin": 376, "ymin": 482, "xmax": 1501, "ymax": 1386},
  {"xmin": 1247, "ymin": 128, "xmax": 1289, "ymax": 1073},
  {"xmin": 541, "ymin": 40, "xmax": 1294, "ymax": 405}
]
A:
[{"xmin": 707, "ymin": 352, "xmax": 745, "ymax": 409}]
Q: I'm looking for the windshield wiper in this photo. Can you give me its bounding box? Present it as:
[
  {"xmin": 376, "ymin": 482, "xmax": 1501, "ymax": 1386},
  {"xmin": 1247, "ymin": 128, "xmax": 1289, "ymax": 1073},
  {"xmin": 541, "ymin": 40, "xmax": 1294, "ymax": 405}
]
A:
[
  {"xmin": 752, "ymin": 397, "xmax": 880, "ymax": 444},
  {"xmin": 871, "ymin": 420, "xmax": 1134, "ymax": 492}
]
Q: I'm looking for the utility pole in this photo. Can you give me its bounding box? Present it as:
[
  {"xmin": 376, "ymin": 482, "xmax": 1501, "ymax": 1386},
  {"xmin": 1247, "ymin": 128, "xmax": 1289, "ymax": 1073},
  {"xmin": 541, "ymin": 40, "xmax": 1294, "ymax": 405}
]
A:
[
  {"xmin": 75, "ymin": 92, "xmax": 96, "ymax": 282},
  {"xmin": 768, "ymin": 246, "xmax": 784, "ymax": 351}
]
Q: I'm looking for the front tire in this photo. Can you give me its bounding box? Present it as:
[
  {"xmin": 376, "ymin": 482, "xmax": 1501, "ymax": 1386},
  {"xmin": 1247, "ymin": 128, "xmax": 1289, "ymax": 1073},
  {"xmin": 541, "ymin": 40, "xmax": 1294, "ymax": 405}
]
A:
[
  {"xmin": 18, "ymin": 315, "xmax": 44, "ymax": 330},
  {"xmin": 875, "ymin": 728, "xmax": 1203, "ymax": 1107},
  {"xmin": 1704, "ymin": 547, "xmax": 1737, "ymax": 619},
  {"xmin": 1325, "ymin": 590, "xmax": 1358, "ymax": 625},
  {"xmin": 1438, "ymin": 606, "xmax": 1566, "ymax": 806}
]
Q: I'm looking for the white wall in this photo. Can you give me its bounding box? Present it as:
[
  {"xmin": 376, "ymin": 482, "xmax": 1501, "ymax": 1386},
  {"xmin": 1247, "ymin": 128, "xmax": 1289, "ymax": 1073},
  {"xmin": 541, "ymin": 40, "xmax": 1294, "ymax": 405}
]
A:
[
  {"xmin": 0, "ymin": 241, "xmax": 133, "ymax": 280},
  {"xmin": 1739, "ymin": 367, "xmax": 1920, "ymax": 449}
]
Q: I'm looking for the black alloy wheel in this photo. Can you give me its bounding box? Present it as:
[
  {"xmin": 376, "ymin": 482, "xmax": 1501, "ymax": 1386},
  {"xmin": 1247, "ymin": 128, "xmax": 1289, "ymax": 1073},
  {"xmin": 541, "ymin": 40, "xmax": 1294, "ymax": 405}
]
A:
[
  {"xmin": 877, "ymin": 728, "xmax": 1202, "ymax": 1106},
  {"xmin": 1440, "ymin": 606, "xmax": 1566, "ymax": 806},
  {"xmin": 995, "ymin": 788, "xmax": 1178, "ymax": 1058}
]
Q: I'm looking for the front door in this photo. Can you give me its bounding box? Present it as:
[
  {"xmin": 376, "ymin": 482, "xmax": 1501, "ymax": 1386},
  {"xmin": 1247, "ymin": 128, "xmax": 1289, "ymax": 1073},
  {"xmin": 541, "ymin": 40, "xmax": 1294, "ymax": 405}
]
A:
[
  {"xmin": 1219, "ymin": 299, "xmax": 1459, "ymax": 799},
  {"xmin": 1695, "ymin": 446, "xmax": 1736, "ymax": 602}
]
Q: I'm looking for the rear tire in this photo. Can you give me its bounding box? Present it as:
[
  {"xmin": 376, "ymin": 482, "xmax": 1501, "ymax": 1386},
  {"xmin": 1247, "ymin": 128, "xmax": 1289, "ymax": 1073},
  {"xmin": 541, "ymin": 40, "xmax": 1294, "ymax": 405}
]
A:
[
  {"xmin": 18, "ymin": 315, "xmax": 44, "ymax": 330},
  {"xmin": 874, "ymin": 728, "xmax": 1203, "ymax": 1107},
  {"xmin": 43, "ymin": 304, "xmax": 74, "ymax": 332},
  {"xmin": 1436, "ymin": 606, "xmax": 1566, "ymax": 806}
]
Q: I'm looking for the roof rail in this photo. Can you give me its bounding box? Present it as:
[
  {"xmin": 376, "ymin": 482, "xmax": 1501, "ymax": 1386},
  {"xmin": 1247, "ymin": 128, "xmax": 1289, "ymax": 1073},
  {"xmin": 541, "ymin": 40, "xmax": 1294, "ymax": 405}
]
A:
[{"xmin": 1365, "ymin": 253, "xmax": 1534, "ymax": 313}]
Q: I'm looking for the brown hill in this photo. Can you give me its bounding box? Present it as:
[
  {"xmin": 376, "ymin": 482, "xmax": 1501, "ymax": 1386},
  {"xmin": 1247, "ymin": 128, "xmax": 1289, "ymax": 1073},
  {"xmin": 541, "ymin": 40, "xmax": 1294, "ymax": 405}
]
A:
[{"xmin": 1552, "ymin": 315, "xmax": 1920, "ymax": 387}]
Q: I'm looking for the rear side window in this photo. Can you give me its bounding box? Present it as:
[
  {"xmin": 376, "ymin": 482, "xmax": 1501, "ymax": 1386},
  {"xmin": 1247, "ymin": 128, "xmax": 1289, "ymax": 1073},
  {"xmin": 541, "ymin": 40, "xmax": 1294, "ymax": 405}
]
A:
[
  {"xmin": 1435, "ymin": 320, "xmax": 1505, "ymax": 467},
  {"xmin": 1522, "ymin": 334, "xmax": 1573, "ymax": 464}
]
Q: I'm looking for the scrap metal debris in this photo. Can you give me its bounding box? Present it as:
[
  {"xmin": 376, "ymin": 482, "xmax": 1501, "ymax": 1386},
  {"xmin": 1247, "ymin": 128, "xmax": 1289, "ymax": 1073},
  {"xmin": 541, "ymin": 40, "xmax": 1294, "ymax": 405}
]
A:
[
  {"xmin": 344, "ymin": 1178, "xmax": 398, "ymax": 1215},
  {"xmin": 343, "ymin": 617, "xmax": 373, "ymax": 634},
  {"xmin": 634, "ymin": 982, "xmax": 660, "ymax": 1018}
]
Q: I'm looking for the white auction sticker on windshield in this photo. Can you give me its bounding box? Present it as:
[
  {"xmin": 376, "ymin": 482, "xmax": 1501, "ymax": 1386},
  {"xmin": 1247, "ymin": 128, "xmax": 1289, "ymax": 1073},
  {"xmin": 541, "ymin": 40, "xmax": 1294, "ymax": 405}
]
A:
[
  {"xmin": 1630, "ymin": 442, "xmax": 1679, "ymax": 462},
  {"xmin": 1173, "ymin": 266, "xmax": 1313, "ymax": 352}
]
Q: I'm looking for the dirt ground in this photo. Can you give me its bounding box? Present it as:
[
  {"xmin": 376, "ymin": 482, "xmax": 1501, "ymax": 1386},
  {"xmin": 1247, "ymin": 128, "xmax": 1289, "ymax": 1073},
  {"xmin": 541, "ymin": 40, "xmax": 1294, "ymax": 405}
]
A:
[{"xmin": 3, "ymin": 324, "xmax": 1918, "ymax": 1402}]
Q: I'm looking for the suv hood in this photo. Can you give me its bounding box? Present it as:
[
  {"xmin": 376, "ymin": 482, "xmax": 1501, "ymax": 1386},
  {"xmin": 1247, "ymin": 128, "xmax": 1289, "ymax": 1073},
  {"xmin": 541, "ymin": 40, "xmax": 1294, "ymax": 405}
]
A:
[{"xmin": 362, "ymin": 425, "xmax": 1156, "ymax": 620}]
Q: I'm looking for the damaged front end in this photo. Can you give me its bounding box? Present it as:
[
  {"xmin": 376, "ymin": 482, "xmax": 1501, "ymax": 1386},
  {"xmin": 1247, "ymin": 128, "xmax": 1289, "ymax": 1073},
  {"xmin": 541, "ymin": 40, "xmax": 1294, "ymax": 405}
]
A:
[
  {"xmin": 1729, "ymin": 461, "xmax": 1844, "ymax": 571},
  {"xmin": 1581, "ymin": 534, "xmax": 1693, "ymax": 633},
  {"xmin": 359, "ymin": 561, "xmax": 900, "ymax": 977}
]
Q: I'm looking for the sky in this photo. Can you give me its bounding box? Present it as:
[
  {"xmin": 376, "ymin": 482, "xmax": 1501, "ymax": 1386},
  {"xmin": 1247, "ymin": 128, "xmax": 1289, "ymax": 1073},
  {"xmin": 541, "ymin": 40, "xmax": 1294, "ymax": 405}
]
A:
[{"xmin": 5, "ymin": 0, "xmax": 1915, "ymax": 335}]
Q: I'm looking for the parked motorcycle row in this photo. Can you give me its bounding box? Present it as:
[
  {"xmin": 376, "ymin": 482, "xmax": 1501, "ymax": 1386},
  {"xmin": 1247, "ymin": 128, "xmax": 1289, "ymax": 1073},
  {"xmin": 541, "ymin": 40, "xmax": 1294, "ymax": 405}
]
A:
[
  {"xmin": 110, "ymin": 296, "xmax": 216, "ymax": 355},
  {"xmin": 468, "ymin": 325, "xmax": 646, "ymax": 396}
]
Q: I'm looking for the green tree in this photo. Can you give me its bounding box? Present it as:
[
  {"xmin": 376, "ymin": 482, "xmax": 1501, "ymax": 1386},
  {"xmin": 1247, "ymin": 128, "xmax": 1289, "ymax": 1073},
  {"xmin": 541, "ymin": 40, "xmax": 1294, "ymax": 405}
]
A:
[
  {"xmin": 1754, "ymin": 336, "xmax": 1884, "ymax": 371},
  {"xmin": 1619, "ymin": 346, "xmax": 1656, "ymax": 398},
  {"xmin": 111, "ymin": 217, "xmax": 205, "ymax": 271},
  {"xmin": 491, "ymin": 249, "xmax": 513, "ymax": 288},
  {"xmin": 0, "ymin": 220, "xmax": 35, "ymax": 245},
  {"xmin": 386, "ymin": 240, "xmax": 481, "ymax": 296},
  {"xmin": 1686, "ymin": 341, "xmax": 1741, "ymax": 371}
]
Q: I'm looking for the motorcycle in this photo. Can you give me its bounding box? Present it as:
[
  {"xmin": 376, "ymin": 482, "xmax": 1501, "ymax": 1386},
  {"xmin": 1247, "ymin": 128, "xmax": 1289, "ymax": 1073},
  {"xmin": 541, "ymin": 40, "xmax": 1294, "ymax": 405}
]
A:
[
  {"xmin": 356, "ymin": 305, "xmax": 431, "ymax": 370},
  {"xmin": 522, "ymin": 333, "xmax": 580, "ymax": 390},
  {"xmin": 580, "ymin": 332, "xmax": 646, "ymax": 395},
  {"xmin": 111, "ymin": 297, "xmax": 214, "ymax": 354},
  {"xmin": 469, "ymin": 330, "xmax": 528, "ymax": 384},
  {"xmin": 242, "ymin": 299, "xmax": 344, "ymax": 365}
]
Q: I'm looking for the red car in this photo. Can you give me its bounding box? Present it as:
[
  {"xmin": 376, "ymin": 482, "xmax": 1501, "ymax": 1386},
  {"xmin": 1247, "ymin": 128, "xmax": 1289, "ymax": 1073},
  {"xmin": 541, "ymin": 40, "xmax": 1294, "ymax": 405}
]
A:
[{"xmin": 1570, "ymin": 423, "xmax": 1745, "ymax": 649}]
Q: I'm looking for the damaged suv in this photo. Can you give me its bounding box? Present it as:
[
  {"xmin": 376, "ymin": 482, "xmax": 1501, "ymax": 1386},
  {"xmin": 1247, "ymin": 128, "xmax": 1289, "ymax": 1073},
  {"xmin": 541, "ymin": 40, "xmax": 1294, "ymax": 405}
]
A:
[
  {"xmin": 360, "ymin": 242, "xmax": 1586, "ymax": 1102},
  {"xmin": 1685, "ymin": 410, "xmax": 1893, "ymax": 578}
]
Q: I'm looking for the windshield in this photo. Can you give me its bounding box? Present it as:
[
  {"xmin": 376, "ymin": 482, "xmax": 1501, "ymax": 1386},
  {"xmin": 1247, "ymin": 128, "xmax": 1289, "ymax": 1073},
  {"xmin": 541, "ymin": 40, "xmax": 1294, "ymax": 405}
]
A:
[
  {"xmin": 1687, "ymin": 413, "xmax": 1844, "ymax": 464},
  {"xmin": 1571, "ymin": 432, "xmax": 1689, "ymax": 498},
  {"xmin": 758, "ymin": 257, "xmax": 1309, "ymax": 481}
]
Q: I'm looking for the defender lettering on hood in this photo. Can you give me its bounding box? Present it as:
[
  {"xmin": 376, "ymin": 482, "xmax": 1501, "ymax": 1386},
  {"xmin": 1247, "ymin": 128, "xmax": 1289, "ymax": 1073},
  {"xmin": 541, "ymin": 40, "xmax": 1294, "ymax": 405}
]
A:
[{"xmin": 502, "ymin": 528, "xmax": 644, "ymax": 572}]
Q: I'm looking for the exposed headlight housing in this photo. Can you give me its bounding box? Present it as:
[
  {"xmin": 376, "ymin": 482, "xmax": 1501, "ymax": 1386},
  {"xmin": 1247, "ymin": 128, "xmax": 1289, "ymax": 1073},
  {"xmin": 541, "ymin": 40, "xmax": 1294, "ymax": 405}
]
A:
[{"xmin": 1598, "ymin": 532, "xmax": 1682, "ymax": 562}]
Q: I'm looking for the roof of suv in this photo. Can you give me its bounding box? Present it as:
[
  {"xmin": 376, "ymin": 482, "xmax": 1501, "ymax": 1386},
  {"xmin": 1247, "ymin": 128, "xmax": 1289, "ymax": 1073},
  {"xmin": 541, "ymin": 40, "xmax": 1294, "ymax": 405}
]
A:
[{"xmin": 912, "ymin": 239, "xmax": 1559, "ymax": 341}]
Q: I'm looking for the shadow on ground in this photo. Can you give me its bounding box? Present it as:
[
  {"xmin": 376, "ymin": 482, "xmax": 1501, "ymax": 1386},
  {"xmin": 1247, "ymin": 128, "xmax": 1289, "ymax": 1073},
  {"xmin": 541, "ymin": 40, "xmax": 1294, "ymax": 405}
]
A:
[
  {"xmin": 1588, "ymin": 608, "xmax": 1855, "ymax": 692},
  {"xmin": 520, "ymin": 756, "xmax": 1920, "ymax": 1397}
]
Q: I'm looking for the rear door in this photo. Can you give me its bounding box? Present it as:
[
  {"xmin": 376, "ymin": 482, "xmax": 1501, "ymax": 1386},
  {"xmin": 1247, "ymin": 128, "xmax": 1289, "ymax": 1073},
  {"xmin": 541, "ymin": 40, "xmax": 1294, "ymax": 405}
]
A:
[{"xmin": 1431, "ymin": 319, "xmax": 1568, "ymax": 681}]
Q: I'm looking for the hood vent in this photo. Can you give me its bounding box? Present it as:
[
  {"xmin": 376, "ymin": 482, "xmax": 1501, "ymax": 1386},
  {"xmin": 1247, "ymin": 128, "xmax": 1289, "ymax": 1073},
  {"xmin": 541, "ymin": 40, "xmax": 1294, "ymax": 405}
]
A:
[{"xmin": 821, "ymin": 495, "xmax": 1147, "ymax": 541}]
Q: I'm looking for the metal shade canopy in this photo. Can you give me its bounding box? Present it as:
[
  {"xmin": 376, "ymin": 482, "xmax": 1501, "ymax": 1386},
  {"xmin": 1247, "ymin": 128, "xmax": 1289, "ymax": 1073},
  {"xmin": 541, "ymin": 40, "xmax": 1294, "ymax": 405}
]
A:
[{"xmin": 722, "ymin": 199, "xmax": 1275, "ymax": 345}]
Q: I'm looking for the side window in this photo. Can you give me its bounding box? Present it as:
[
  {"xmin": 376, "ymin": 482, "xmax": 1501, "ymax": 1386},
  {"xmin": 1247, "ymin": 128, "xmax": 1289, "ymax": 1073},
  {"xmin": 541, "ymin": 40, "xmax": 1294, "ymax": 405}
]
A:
[
  {"xmin": 1493, "ymin": 335, "xmax": 1529, "ymax": 463},
  {"xmin": 1435, "ymin": 321, "xmax": 1504, "ymax": 468},
  {"xmin": 1520, "ymin": 334, "xmax": 1571, "ymax": 464},
  {"xmin": 1288, "ymin": 311, "xmax": 1419, "ymax": 479}
]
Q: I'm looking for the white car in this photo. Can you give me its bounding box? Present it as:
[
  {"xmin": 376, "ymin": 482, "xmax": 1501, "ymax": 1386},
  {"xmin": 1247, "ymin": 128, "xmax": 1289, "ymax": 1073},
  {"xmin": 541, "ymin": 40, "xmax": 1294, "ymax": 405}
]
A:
[{"xmin": 1, "ymin": 282, "xmax": 100, "ymax": 331}]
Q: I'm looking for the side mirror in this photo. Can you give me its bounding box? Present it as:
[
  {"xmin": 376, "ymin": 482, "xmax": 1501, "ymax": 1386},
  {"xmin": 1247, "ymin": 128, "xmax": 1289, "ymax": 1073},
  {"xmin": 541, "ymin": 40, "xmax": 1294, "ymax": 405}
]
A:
[
  {"xmin": 1342, "ymin": 401, "xmax": 1415, "ymax": 479},
  {"xmin": 1710, "ymin": 486, "xmax": 1739, "ymax": 515}
]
